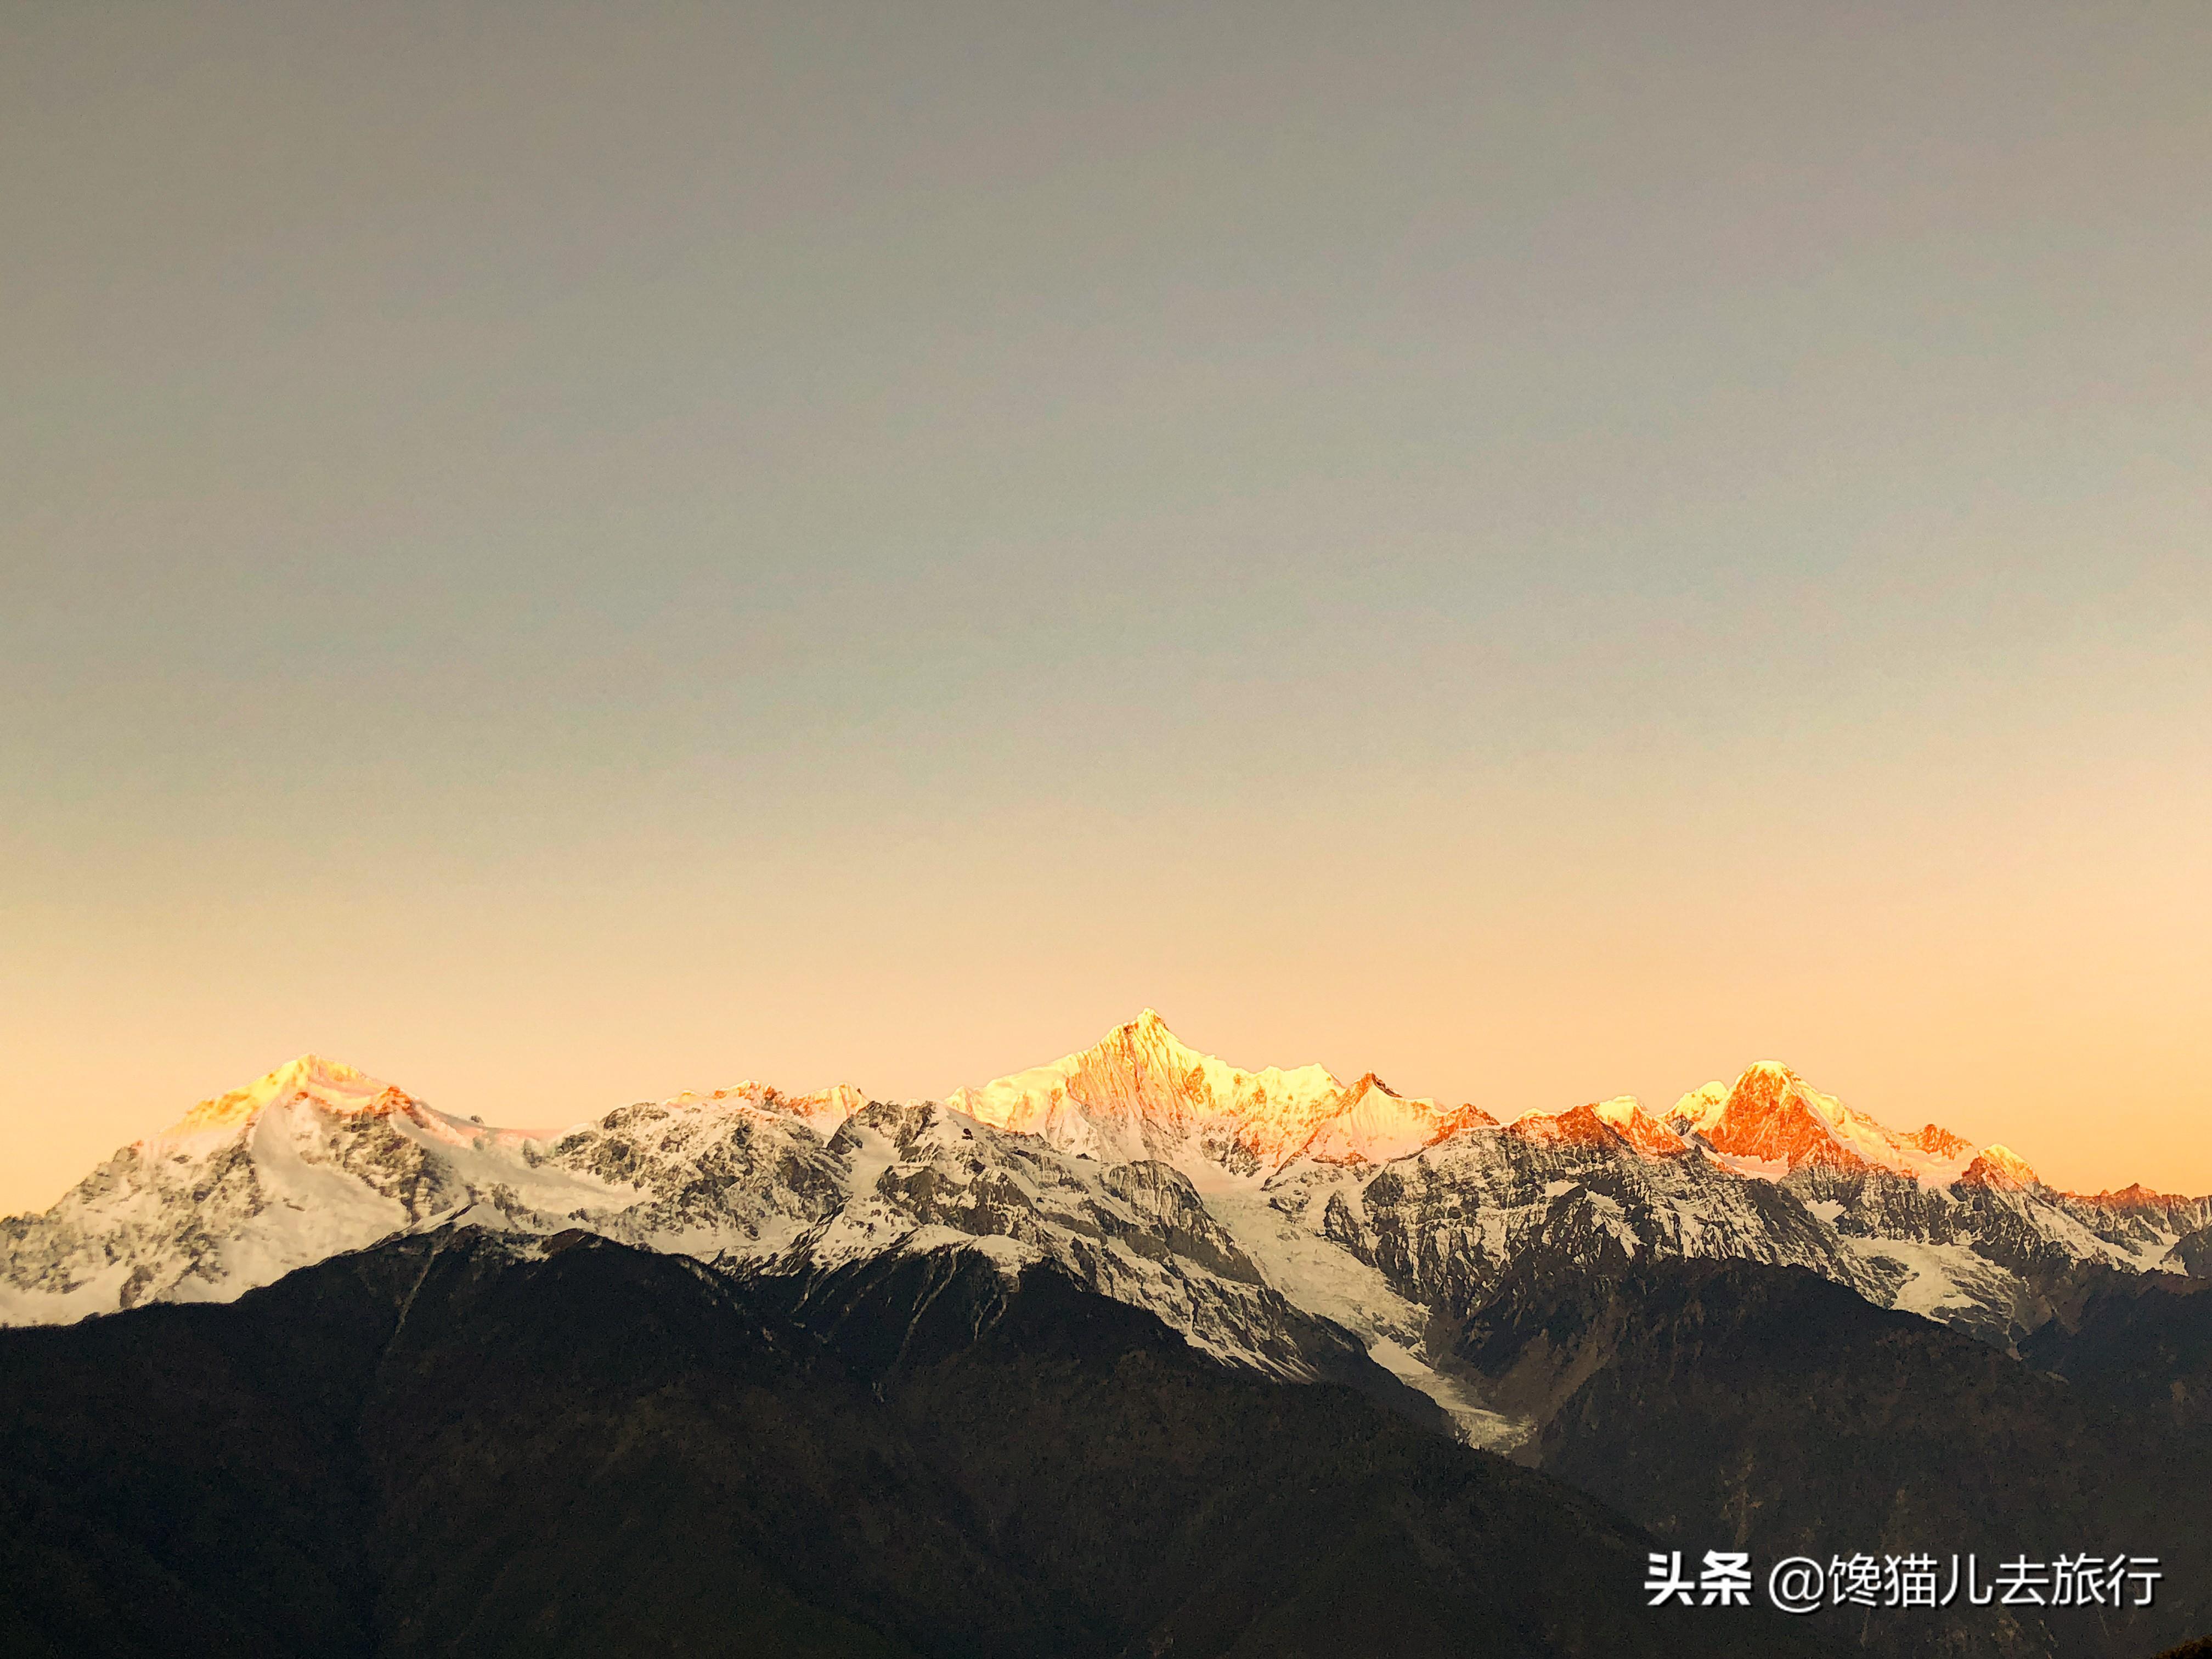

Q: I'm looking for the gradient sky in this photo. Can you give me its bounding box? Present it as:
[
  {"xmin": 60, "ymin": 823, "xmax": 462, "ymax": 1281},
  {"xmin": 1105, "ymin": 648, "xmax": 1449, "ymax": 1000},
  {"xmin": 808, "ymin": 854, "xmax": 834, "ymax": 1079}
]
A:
[{"xmin": 4, "ymin": 1, "xmax": 2209, "ymax": 1215}]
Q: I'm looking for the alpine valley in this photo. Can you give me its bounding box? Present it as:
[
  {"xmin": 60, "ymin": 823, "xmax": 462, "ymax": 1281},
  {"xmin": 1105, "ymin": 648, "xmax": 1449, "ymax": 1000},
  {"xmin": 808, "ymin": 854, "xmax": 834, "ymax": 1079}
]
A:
[{"xmin": 7, "ymin": 1013, "xmax": 2212, "ymax": 1659}]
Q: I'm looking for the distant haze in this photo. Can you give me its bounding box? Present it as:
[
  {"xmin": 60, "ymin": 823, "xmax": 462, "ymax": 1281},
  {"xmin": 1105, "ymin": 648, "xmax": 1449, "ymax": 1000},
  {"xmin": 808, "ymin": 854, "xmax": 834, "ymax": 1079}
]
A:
[{"xmin": 3, "ymin": 2, "xmax": 2208, "ymax": 1214}]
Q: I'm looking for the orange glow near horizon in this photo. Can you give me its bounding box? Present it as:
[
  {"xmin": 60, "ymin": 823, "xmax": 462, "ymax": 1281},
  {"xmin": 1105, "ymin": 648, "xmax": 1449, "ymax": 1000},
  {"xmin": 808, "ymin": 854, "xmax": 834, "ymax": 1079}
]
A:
[
  {"xmin": 4, "ymin": 6, "xmax": 2208, "ymax": 1218},
  {"xmin": 4, "ymin": 652, "xmax": 2209, "ymax": 1214},
  {"xmin": 5, "ymin": 767, "xmax": 2209, "ymax": 1216}
]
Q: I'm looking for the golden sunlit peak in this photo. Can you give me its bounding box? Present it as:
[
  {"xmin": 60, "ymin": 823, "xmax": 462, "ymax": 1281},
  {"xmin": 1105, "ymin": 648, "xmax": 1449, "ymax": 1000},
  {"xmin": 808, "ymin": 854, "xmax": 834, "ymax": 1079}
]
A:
[
  {"xmin": 1962, "ymin": 1144, "xmax": 2042, "ymax": 1190},
  {"xmin": 162, "ymin": 1053, "xmax": 409, "ymax": 1136},
  {"xmin": 1098, "ymin": 1008, "xmax": 1195, "ymax": 1056},
  {"xmin": 268, "ymin": 1053, "xmax": 368, "ymax": 1088}
]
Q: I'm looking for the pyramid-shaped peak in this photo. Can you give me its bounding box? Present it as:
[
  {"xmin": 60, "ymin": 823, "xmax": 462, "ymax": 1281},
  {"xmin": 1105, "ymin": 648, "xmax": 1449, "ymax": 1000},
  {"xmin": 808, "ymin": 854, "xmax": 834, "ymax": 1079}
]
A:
[
  {"xmin": 1700, "ymin": 1062, "xmax": 1879, "ymax": 1170},
  {"xmin": 950, "ymin": 1012, "xmax": 1342, "ymax": 1156},
  {"xmin": 1096, "ymin": 1008, "xmax": 1181, "ymax": 1047},
  {"xmin": 1113, "ymin": 1008, "xmax": 1189, "ymax": 1047},
  {"xmin": 1720, "ymin": 1061, "xmax": 1847, "ymax": 1124}
]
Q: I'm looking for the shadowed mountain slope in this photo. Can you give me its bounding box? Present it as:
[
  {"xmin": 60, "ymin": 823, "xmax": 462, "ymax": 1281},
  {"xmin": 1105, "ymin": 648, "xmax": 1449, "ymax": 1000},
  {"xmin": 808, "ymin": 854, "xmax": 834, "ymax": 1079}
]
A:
[
  {"xmin": 0, "ymin": 1226, "xmax": 1830, "ymax": 1659},
  {"xmin": 1451, "ymin": 1256, "xmax": 2212, "ymax": 1659},
  {"xmin": 2018, "ymin": 1270, "xmax": 2212, "ymax": 1432}
]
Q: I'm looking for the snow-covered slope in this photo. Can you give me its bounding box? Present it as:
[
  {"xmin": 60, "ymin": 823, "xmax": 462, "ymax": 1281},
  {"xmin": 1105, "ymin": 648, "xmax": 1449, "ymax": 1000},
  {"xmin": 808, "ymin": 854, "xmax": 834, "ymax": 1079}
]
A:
[
  {"xmin": 771, "ymin": 1100, "xmax": 1384, "ymax": 1383},
  {"xmin": 0, "ymin": 1049, "xmax": 1381, "ymax": 1392},
  {"xmin": 7, "ymin": 1020, "xmax": 2208, "ymax": 1452},
  {"xmin": 0, "ymin": 1057, "xmax": 855, "ymax": 1324}
]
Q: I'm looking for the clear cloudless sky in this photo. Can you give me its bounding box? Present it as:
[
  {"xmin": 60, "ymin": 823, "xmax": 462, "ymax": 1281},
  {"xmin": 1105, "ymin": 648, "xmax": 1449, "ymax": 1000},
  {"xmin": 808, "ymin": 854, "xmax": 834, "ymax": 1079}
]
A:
[{"xmin": 3, "ymin": 1, "xmax": 2208, "ymax": 1214}]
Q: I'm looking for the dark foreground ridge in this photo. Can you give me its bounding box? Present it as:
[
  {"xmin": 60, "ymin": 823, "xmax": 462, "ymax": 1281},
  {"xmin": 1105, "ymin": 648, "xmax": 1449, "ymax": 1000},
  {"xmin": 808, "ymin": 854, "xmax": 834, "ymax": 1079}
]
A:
[
  {"xmin": 1458, "ymin": 1254, "xmax": 2212, "ymax": 1658},
  {"xmin": 0, "ymin": 1226, "xmax": 1827, "ymax": 1659}
]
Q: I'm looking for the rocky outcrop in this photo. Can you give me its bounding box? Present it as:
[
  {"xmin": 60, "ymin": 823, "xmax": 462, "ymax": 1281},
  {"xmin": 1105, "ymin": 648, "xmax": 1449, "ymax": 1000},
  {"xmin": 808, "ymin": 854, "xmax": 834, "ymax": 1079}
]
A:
[{"xmin": 7, "ymin": 1022, "xmax": 2208, "ymax": 1451}]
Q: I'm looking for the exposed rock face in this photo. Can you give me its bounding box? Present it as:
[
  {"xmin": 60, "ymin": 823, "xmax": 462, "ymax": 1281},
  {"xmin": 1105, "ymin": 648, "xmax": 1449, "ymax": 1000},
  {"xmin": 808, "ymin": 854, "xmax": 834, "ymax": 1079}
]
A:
[
  {"xmin": 7, "ymin": 1018, "xmax": 2208, "ymax": 1455},
  {"xmin": 1311, "ymin": 1124, "xmax": 1876, "ymax": 1315},
  {"xmin": 543, "ymin": 1092, "xmax": 849, "ymax": 1250},
  {"xmin": 0, "ymin": 1076, "xmax": 1376, "ymax": 1393},
  {"xmin": 780, "ymin": 1102, "xmax": 1390, "ymax": 1386},
  {"xmin": 0, "ymin": 1062, "xmax": 488, "ymax": 1321},
  {"xmin": 1674, "ymin": 1059, "xmax": 1980, "ymax": 1177}
]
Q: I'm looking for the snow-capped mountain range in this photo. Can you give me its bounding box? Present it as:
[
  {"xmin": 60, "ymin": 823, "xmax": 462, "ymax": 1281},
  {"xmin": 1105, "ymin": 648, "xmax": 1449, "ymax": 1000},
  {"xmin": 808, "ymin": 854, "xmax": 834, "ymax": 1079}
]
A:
[{"xmin": 6, "ymin": 1011, "xmax": 2207, "ymax": 1448}]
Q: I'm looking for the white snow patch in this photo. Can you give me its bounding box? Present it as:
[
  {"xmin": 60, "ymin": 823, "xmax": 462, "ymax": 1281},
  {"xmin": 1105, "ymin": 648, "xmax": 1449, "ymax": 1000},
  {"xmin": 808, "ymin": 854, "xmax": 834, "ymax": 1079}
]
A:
[
  {"xmin": 1202, "ymin": 1184, "xmax": 1525, "ymax": 1448},
  {"xmin": 1842, "ymin": 1237, "xmax": 2010, "ymax": 1319}
]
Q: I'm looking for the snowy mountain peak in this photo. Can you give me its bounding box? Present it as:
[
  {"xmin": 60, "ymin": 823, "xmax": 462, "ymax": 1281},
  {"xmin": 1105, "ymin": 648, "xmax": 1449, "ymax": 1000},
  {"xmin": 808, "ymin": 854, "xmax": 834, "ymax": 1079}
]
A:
[
  {"xmin": 1508, "ymin": 1099, "xmax": 1686, "ymax": 1157},
  {"xmin": 163, "ymin": 1054, "xmax": 415, "ymax": 1136},
  {"xmin": 7, "ymin": 1018, "xmax": 2211, "ymax": 1434},
  {"xmin": 1727, "ymin": 1059, "xmax": 1803, "ymax": 1111},
  {"xmin": 700, "ymin": 1080, "xmax": 870, "ymax": 1135},
  {"xmin": 950, "ymin": 1015, "xmax": 1514, "ymax": 1176},
  {"xmin": 949, "ymin": 1013, "xmax": 1334, "ymax": 1148},
  {"xmin": 1666, "ymin": 1081, "xmax": 1731, "ymax": 1136},
  {"xmin": 1960, "ymin": 1144, "xmax": 2040, "ymax": 1189},
  {"xmin": 1290, "ymin": 1077, "xmax": 1494, "ymax": 1169},
  {"xmin": 1695, "ymin": 1062, "xmax": 1853, "ymax": 1169},
  {"xmin": 1678, "ymin": 1061, "xmax": 1974, "ymax": 1182},
  {"xmin": 1588, "ymin": 1096, "xmax": 1690, "ymax": 1157},
  {"xmin": 2078, "ymin": 1182, "xmax": 2185, "ymax": 1210},
  {"xmin": 1505, "ymin": 1102, "xmax": 1624, "ymax": 1149}
]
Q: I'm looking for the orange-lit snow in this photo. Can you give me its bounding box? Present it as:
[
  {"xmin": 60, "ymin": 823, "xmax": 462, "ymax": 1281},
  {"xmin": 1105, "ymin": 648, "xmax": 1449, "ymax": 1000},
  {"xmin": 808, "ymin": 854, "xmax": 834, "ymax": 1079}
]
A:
[
  {"xmin": 949, "ymin": 1010, "xmax": 1492, "ymax": 1176},
  {"xmin": 1671, "ymin": 1060, "xmax": 1979, "ymax": 1182},
  {"xmin": 8, "ymin": 1014, "xmax": 2205, "ymax": 1388}
]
